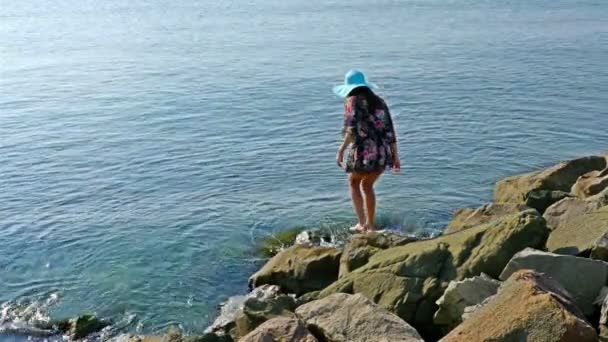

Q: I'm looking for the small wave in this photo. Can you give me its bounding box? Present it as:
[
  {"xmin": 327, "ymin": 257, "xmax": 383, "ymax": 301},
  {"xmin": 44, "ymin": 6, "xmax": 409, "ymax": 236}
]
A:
[
  {"xmin": 0, "ymin": 292, "xmax": 140, "ymax": 342},
  {"xmin": 0, "ymin": 292, "xmax": 60, "ymax": 340}
]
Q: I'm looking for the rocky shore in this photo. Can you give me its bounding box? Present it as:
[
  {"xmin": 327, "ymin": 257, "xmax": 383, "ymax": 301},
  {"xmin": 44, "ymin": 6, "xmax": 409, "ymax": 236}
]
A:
[{"xmin": 32, "ymin": 154, "xmax": 608, "ymax": 341}]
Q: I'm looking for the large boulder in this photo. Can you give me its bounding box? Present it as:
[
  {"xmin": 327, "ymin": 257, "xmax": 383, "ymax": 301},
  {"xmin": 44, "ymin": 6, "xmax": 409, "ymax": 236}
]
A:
[
  {"xmin": 444, "ymin": 203, "xmax": 530, "ymax": 234},
  {"xmin": 500, "ymin": 248, "xmax": 608, "ymax": 316},
  {"xmin": 318, "ymin": 210, "xmax": 548, "ymax": 335},
  {"xmin": 494, "ymin": 155, "xmax": 607, "ymax": 203},
  {"xmin": 545, "ymin": 205, "xmax": 608, "ymax": 255},
  {"xmin": 233, "ymin": 295, "xmax": 297, "ymax": 339},
  {"xmin": 240, "ymin": 317, "xmax": 317, "ymax": 342},
  {"xmin": 572, "ymin": 167, "xmax": 608, "ymax": 199},
  {"xmin": 340, "ymin": 232, "xmax": 416, "ymax": 276},
  {"xmin": 249, "ymin": 245, "xmax": 342, "ymax": 295},
  {"xmin": 440, "ymin": 270, "xmax": 597, "ymax": 342},
  {"xmin": 433, "ymin": 274, "xmax": 500, "ymax": 328},
  {"xmin": 543, "ymin": 187, "xmax": 608, "ymax": 231},
  {"xmin": 296, "ymin": 293, "xmax": 424, "ymax": 342}
]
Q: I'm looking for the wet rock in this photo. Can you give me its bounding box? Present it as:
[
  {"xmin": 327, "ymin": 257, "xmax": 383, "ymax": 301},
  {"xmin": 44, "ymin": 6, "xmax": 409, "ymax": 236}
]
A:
[
  {"xmin": 524, "ymin": 189, "xmax": 571, "ymax": 214},
  {"xmin": 240, "ymin": 317, "xmax": 318, "ymax": 342},
  {"xmin": 233, "ymin": 295, "xmax": 297, "ymax": 339},
  {"xmin": 500, "ymin": 247, "xmax": 608, "ymax": 315},
  {"xmin": 545, "ymin": 205, "xmax": 608, "ymax": 256},
  {"xmin": 444, "ymin": 203, "xmax": 530, "ymax": 234},
  {"xmin": 572, "ymin": 167, "xmax": 608, "ymax": 199},
  {"xmin": 205, "ymin": 284, "xmax": 281, "ymax": 335},
  {"xmin": 433, "ymin": 273, "xmax": 500, "ymax": 328},
  {"xmin": 53, "ymin": 314, "xmax": 110, "ymax": 340},
  {"xmin": 339, "ymin": 232, "xmax": 416, "ymax": 276},
  {"xmin": 494, "ymin": 155, "xmax": 607, "ymax": 203},
  {"xmin": 294, "ymin": 230, "xmax": 336, "ymax": 246},
  {"xmin": 296, "ymin": 293, "xmax": 424, "ymax": 342},
  {"xmin": 319, "ymin": 210, "xmax": 548, "ymax": 336},
  {"xmin": 249, "ymin": 245, "xmax": 341, "ymax": 295},
  {"xmin": 440, "ymin": 270, "xmax": 597, "ymax": 342}
]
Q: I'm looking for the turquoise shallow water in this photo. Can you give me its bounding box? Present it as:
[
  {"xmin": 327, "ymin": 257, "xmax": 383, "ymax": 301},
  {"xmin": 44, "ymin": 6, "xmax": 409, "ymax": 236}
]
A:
[{"xmin": 1, "ymin": 0, "xmax": 607, "ymax": 337}]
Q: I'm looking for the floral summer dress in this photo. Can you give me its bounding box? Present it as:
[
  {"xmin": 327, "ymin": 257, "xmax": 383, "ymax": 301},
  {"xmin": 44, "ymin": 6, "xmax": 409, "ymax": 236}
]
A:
[{"xmin": 342, "ymin": 95, "xmax": 397, "ymax": 173}]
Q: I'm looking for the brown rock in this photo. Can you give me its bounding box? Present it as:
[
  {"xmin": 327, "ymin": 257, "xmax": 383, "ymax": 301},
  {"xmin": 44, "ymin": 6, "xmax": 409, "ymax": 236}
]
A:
[
  {"xmin": 546, "ymin": 205, "xmax": 608, "ymax": 256},
  {"xmin": 499, "ymin": 248, "xmax": 608, "ymax": 316},
  {"xmin": 249, "ymin": 245, "xmax": 341, "ymax": 295},
  {"xmin": 444, "ymin": 203, "xmax": 530, "ymax": 234},
  {"xmin": 295, "ymin": 293, "xmax": 424, "ymax": 342},
  {"xmin": 572, "ymin": 168, "xmax": 608, "ymax": 199},
  {"xmin": 319, "ymin": 210, "xmax": 548, "ymax": 337},
  {"xmin": 440, "ymin": 270, "xmax": 597, "ymax": 342},
  {"xmin": 239, "ymin": 317, "xmax": 317, "ymax": 342},
  {"xmin": 494, "ymin": 155, "xmax": 606, "ymax": 203},
  {"xmin": 543, "ymin": 186, "xmax": 608, "ymax": 231}
]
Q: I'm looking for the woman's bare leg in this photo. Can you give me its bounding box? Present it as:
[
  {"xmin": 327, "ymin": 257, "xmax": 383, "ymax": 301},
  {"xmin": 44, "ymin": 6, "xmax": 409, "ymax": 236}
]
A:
[
  {"xmin": 348, "ymin": 173, "xmax": 366, "ymax": 227},
  {"xmin": 361, "ymin": 170, "xmax": 383, "ymax": 231}
]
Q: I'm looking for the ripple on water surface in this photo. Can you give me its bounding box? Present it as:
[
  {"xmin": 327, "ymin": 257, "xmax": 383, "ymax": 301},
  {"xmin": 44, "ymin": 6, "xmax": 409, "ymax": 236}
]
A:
[{"xmin": 1, "ymin": 0, "xmax": 608, "ymax": 337}]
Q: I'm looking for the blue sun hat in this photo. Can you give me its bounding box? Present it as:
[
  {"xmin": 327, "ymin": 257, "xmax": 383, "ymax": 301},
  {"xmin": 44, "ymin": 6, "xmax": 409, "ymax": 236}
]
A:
[{"xmin": 332, "ymin": 69, "xmax": 378, "ymax": 98}]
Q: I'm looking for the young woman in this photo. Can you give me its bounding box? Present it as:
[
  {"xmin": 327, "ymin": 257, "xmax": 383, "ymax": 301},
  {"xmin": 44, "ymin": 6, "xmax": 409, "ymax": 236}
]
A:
[{"xmin": 334, "ymin": 69, "xmax": 401, "ymax": 233}]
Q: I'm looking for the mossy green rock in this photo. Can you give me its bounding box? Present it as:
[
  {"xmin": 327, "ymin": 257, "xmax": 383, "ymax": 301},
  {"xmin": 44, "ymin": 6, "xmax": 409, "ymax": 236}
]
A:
[
  {"xmin": 250, "ymin": 245, "xmax": 342, "ymax": 295},
  {"xmin": 444, "ymin": 203, "xmax": 530, "ymax": 234},
  {"xmin": 54, "ymin": 314, "xmax": 110, "ymax": 339},
  {"xmin": 340, "ymin": 232, "xmax": 417, "ymax": 276},
  {"xmin": 258, "ymin": 228, "xmax": 304, "ymax": 257},
  {"xmin": 233, "ymin": 295, "xmax": 296, "ymax": 339},
  {"xmin": 494, "ymin": 155, "xmax": 606, "ymax": 203},
  {"xmin": 319, "ymin": 210, "xmax": 548, "ymax": 334}
]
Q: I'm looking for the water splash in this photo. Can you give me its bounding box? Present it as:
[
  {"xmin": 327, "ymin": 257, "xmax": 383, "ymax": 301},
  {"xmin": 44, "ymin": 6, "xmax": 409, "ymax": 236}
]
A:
[{"xmin": 0, "ymin": 291, "xmax": 61, "ymax": 338}]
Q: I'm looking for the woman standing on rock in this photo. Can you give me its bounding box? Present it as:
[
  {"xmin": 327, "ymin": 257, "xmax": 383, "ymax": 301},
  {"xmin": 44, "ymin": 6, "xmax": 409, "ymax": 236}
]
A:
[{"xmin": 334, "ymin": 69, "xmax": 401, "ymax": 233}]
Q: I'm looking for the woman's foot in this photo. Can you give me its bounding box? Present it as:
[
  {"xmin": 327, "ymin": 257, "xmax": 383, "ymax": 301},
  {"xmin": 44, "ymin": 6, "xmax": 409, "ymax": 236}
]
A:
[
  {"xmin": 348, "ymin": 223, "xmax": 367, "ymax": 233},
  {"xmin": 364, "ymin": 224, "xmax": 377, "ymax": 232}
]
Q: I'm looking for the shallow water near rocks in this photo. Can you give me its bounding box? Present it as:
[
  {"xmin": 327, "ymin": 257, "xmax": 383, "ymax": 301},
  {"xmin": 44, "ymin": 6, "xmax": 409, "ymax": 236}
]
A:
[{"xmin": 1, "ymin": 0, "xmax": 607, "ymax": 339}]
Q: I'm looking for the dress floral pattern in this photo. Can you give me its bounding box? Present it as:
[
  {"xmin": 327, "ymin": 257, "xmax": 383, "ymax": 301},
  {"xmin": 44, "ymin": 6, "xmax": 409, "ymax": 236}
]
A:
[{"xmin": 342, "ymin": 95, "xmax": 397, "ymax": 173}]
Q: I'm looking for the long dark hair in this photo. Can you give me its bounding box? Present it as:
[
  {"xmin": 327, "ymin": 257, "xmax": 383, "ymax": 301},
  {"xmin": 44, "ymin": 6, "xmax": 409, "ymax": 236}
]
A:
[{"xmin": 347, "ymin": 86, "xmax": 384, "ymax": 113}]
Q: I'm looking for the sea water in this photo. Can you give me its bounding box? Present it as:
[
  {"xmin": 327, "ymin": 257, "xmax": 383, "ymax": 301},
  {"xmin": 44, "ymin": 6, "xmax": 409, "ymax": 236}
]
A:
[{"xmin": 1, "ymin": 0, "xmax": 607, "ymax": 337}]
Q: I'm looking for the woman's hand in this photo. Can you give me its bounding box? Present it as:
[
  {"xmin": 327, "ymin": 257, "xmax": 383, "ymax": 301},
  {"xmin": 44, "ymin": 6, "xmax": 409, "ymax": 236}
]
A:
[
  {"xmin": 336, "ymin": 148, "xmax": 345, "ymax": 168},
  {"xmin": 392, "ymin": 155, "xmax": 401, "ymax": 172}
]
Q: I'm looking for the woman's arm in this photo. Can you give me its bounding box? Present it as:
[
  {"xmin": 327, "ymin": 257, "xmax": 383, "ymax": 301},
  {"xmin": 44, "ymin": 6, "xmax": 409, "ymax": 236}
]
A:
[
  {"xmin": 385, "ymin": 105, "xmax": 401, "ymax": 170},
  {"xmin": 390, "ymin": 141, "xmax": 401, "ymax": 170},
  {"xmin": 337, "ymin": 130, "xmax": 354, "ymax": 166},
  {"xmin": 337, "ymin": 97, "xmax": 357, "ymax": 167}
]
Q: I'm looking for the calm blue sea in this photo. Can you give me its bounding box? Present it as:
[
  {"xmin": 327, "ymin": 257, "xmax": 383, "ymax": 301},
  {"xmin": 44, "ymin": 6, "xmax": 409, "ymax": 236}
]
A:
[{"xmin": 1, "ymin": 0, "xmax": 607, "ymax": 337}]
